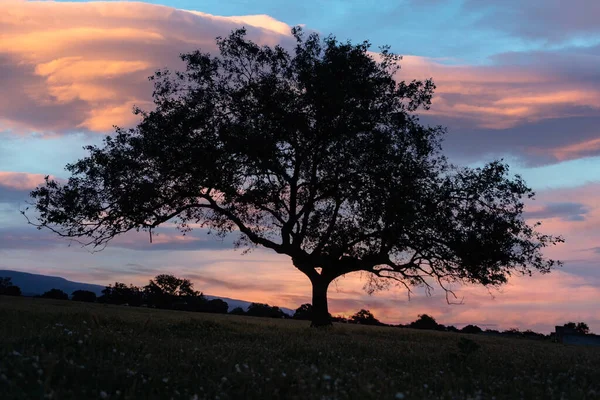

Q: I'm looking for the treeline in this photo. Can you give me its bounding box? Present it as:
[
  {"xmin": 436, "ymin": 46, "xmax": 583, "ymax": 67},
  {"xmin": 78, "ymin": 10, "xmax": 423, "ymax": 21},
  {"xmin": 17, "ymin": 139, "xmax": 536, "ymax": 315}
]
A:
[{"xmin": 0, "ymin": 275, "xmax": 593, "ymax": 336}]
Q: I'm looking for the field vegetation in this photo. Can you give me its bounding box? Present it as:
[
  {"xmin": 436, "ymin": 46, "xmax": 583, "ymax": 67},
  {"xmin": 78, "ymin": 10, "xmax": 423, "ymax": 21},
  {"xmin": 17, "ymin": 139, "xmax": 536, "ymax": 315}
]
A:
[{"xmin": 1, "ymin": 296, "xmax": 599, "ymax": 400}]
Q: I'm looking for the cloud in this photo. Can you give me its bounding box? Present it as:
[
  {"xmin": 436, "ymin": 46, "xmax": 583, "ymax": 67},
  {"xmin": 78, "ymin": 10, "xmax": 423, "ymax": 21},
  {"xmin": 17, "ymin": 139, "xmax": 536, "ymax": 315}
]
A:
[
  {"xmin": 2, "ymin": 1, "xmax": 600, "ymax": 166},
  {"xmin": 396, "ymin": 51, "xmax": 600, "ymax": 164},
  {"xmin": 0, "ymin": 1, "xmax": 293, "ymax": 135},
  {"xmin": 462, "ymin": 0, "xmax": 600, "ymax": 43},
  {"xmin": 525, "ymin": 202, "xmax": 590, "ymax": 222},
  {"xmin": 0, "ymin": 171, "xmax": 51, "ymax": 204}
]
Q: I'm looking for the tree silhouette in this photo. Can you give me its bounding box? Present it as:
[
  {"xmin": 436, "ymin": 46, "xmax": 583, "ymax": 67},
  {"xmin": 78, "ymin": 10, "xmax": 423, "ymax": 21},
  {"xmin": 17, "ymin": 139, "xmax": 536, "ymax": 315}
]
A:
[
  {"xmin": 143, "ymin": 274, "xmax": 198, "ymax": 309},
  {"xmin": 350, "ymin": 309, "xmax": 382, "ymax": 325},
  {"xmin": 461, "ymin": 324, "xmax": 482, "ymax": 334},
  {"xmin": 71, "ymin": 290, "xmax": 97, "ymax": 302},
  {"xmin": 409, "ymin": 314, "xmax": 440, "ymax": 330},
  {"xmin": 28, "ymin": 27, "xmax": 564, "ymax": 327},
  {"xmin": 99, "ymin": 282, "xmax": 143, "ymax": 306},
  {"xmin": 229, "ymin": 307, "xmax": 246, "ymax": 315},
  {"xmin": 563, "ymin": 321, "xmax": 590, "ymax": 335},
  {"xmin": 41, "ymin": 288, "xmax": 68, "ymax": 300},
  {"xmin": 293, "ymin": 303, "xmax": 313, "ymax": 320},
  {"xmin": 0, "ymin": 277, "xmax": 21, "ymax": 296},
  {"xmin": 246, "ymin": 303, "xmax": 287, "ymax": 318}
]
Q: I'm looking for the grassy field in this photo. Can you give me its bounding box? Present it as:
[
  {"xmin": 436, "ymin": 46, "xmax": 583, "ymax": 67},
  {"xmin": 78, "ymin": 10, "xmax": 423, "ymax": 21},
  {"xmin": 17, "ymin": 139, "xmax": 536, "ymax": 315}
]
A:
[{"xmin": 1, "ymin": 296, "xmax": 599, "ymax": 400}]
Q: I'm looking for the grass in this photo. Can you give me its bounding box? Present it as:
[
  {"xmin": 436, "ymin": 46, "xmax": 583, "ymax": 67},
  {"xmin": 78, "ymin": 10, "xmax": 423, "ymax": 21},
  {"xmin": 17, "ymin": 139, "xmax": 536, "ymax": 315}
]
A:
[{"xmin": 1, "ymin": 296, "xmax": 599, "ymax": 400}]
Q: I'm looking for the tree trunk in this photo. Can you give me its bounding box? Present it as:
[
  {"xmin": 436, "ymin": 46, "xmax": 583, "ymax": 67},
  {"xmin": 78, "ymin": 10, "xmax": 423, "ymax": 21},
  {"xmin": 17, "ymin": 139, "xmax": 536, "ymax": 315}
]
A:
[{"xmin": 311, "ymin": 278, "xmax": 332, "ymax": 328}]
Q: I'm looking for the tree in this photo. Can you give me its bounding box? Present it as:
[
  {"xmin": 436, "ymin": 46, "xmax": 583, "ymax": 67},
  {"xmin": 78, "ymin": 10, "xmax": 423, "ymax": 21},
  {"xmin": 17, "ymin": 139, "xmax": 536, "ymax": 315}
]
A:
[
  {"xmin": 99, "ymin": 282, "xmax": 143, "ymax": 306},
  {"xmin": 28, "ymin": 27, "xmax": 564, "ymax": 327},
  {"xmin": 204, "ymin": 298, "xmax": 229, "ymax": 314},
  {"xmin": 71, "ymin": 290, "xmax": 97, "ymax": 302},
  {"xmin": 41, "ymin": 288, "xmax": 68, "ymax": 300},
  {"xmin": 0, "ymin": 277, "xmax": 21, "ymax": 296},
  {"xmin": 143, "ymin": 274, "xmax": 199, "ymax": 309},
  {"xmin": 461, "ymin": 324, "xmax": 482, "ymax": 334},
  {"xmin": 563, "ymin": 321, "xmax": 590, "ymax": 335},
  {"xmin": 246, "ymin": 303, "xmax": 287, "ymax": 318},
  {"xmin": 0, "ymin": 277, "xmax": 12, "ymax": 290},
  {"xmin": 409, "ymin": 314, "xmax": 440, "ymax": 330},
  {"xmin": 293, "ymin": 303, "xmax": 313, "ymax": 320},
  {"xmin": 229, "ymin": 307, "xmax": 246, "ymax": 315},
  {"xmin": 350, "ymin": 309, "xmax": 382, "ymax": 326}
]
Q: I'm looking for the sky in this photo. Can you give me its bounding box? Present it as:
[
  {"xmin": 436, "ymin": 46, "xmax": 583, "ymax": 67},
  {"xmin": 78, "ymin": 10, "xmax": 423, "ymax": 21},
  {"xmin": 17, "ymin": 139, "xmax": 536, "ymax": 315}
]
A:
[{"xmin": 1, "ymin": 0, "xmax": 599, "ymax": 333}]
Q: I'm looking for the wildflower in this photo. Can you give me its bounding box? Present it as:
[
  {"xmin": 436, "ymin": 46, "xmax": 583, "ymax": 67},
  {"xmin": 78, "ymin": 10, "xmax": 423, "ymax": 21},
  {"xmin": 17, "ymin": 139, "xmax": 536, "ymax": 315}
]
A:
[
  {"xmin": 12, "ymin": 350, "xmax": 21, "ymax": 356},
  {"xmin": 190, "ymin": 395, "xmax": 199, "ymax": 400},
  {"xmin": 281, "ymin": 372, "xmax": 287, "ymax": 377},
  {"xmin": 78, "ymin": 340, "xmax": 83, "ymax": 345},
  {"xmin": 100, "ymin": 391, "xmax": 108, "ymax": 399},
  {"xmin": 323, "ymin": 374, "xmax": 331, "ymax": 380},
  {"xmin": 235, "ymin": 364, "xmax": 241, "ymax": 373},
  {"xmin": 395, "ymin": 393, "xmax": 405, "ymax": 399},
  {"xmin": 162, "ymin": 378, "xmax": 169, "ymax": 383}
]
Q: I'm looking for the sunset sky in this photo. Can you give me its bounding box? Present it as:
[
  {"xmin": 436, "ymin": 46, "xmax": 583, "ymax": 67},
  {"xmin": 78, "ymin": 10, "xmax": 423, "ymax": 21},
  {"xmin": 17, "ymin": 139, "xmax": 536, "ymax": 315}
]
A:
[{"xmin": 1, "ymin": 0, "xmax": 599, "ymax": 333}]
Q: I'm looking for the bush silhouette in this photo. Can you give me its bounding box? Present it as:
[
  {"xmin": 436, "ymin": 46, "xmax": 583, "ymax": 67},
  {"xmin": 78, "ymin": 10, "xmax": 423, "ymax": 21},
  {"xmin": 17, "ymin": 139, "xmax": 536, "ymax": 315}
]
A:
[
  {"xmin": 0, "ymin": 277, "xmax": 21, "ymax": 296},
  {"xmin": 410, "ymin": 314, "xmax": 440, "ymax": 330},
  {"xmin": 461, "ymin": 324, "xmax": 483, "ymax": 334},
  {"xmin": 293, "ymin": 303, "xmax": 313, "ymax": 320},
  {"xmin": 229, "ymin": 307, "xmax": 246, "ymax": 315},
  {"xmin": 71, "ymin": 290, "xmax": 97, "ymax": 302},
  {"xmin": 350, "ymin": 309, "xmax": 382, "ymax": 326},
  {"xmin": 41, "ymin": 288, "xmax": 68, "ymax": 300}
]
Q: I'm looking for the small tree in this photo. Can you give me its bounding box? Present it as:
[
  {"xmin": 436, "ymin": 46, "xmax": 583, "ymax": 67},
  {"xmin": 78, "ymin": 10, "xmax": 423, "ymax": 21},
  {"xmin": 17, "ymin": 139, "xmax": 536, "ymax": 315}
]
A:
[
  {"xmin": 41, "ymin": 288, "xmax": 68, "ymax": 300},
  {"xmin": 409, "ymin": 314, "xmax": 440, "ymax": 330},
  {"xmin": 350, "ymin": 309, "xmax": 382, "ymax": 326},
  {"xmin": 0, "ymin": 277, "xmax": 12, "ymax": 290},
  {"xmin": 246, "ymin": 303, "xmax": 287, "ymax": 318},
  {"xmin": 71, "ymin": 290, "xmax": 97, "ymax": 302},
  {"xmin": 461, "ymin": 324, "xmax": 482, "ymax": 334},
  {"xmin": 293, "ymin": 303, "xmax": 313, "ymax": 320},
  {"xmin": 143, "ymin": 274, "xmax": 199, "ymax": 309},
  {"xmin": 28, "ymin": 27, "xmax": 564, "ymax": 327},
  {"xmin": 0, "ymin": 277, "xmax": 21, "ymax": 296},
  {"xmin": 99, "ymin": 282, "xmax": 143, "ymax": 306},
  {"xmin": 203, "ymin": 298, "xmax": 229, "ymax": 314},
  {"xmin": 229, "ymin": 307, "xmax": 246, "ymax": 315},
  {"xmin": 563, "ymin": 321, "xmax": 590, "ymax": 335}
]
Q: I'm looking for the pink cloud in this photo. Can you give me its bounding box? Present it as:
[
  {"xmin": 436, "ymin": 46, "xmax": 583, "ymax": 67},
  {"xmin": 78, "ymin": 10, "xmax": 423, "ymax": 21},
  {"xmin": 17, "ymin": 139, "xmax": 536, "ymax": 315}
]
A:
[
  {"xmin": 398, "ymin": 56, "xmax": 600, "ymax": 130},
  {"xmin": 0, "ymin": 171, "xmax": 50, "ymax": 190}
]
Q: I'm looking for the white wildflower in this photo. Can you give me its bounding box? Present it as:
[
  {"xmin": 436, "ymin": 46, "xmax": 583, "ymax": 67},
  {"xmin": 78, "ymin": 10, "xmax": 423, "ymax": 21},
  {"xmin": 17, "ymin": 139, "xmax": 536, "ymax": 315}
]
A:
[
  {"xmin": 12, "ymin": 350, "xmax": 21, "ymax": 356},
  {"xmin": 162, "ymin": 378, "xmax": 169, "ymax": 383},
  {"xmin": 99, "ymin": 391, "xmax": 108, "ymax": 399},
  {"xmin": 323, "ymin": 374, "xmax": 331, "ymax": 380},
  {"xmin": 395, "ymin": 393, "xmax": 405, "ymax": 399}
]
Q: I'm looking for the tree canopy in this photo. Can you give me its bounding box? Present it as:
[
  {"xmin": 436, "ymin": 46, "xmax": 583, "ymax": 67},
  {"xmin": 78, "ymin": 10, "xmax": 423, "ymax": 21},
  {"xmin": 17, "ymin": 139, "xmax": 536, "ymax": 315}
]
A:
[{"xmin": 28, "ymin": 27, "xmax": 563, "ymax": 327}]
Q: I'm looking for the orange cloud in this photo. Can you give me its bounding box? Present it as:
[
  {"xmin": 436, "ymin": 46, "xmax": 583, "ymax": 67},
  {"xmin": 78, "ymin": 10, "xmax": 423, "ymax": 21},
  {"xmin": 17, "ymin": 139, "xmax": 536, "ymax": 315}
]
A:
[{"xmin": 0, "ymin": 1, "xmax": 293, "ymax": 135}]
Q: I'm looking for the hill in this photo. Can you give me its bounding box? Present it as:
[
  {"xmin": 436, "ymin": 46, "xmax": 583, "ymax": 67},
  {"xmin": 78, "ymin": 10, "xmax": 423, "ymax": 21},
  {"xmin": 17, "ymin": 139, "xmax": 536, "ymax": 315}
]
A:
[{"xmin": 0, "ymin": 269, "xmax": 294, "ymax": 315}]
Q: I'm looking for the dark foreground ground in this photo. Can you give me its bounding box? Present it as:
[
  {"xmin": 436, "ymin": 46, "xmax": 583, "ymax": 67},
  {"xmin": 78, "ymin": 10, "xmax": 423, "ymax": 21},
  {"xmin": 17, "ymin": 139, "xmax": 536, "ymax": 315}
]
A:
[{"xmin": 1, "ymin": 296, "xmax": 599, "ymax": 400}]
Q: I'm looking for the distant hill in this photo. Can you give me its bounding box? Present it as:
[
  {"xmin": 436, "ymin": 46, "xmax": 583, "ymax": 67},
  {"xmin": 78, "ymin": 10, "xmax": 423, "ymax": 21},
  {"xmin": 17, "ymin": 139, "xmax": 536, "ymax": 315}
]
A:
[
  {"xmin": 0, "ymin": 270, "xmax": 105, "ymax": 297},
  {"xmin": 0, "ymin": 270, "xmax": 294, "ymax": 315}
]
